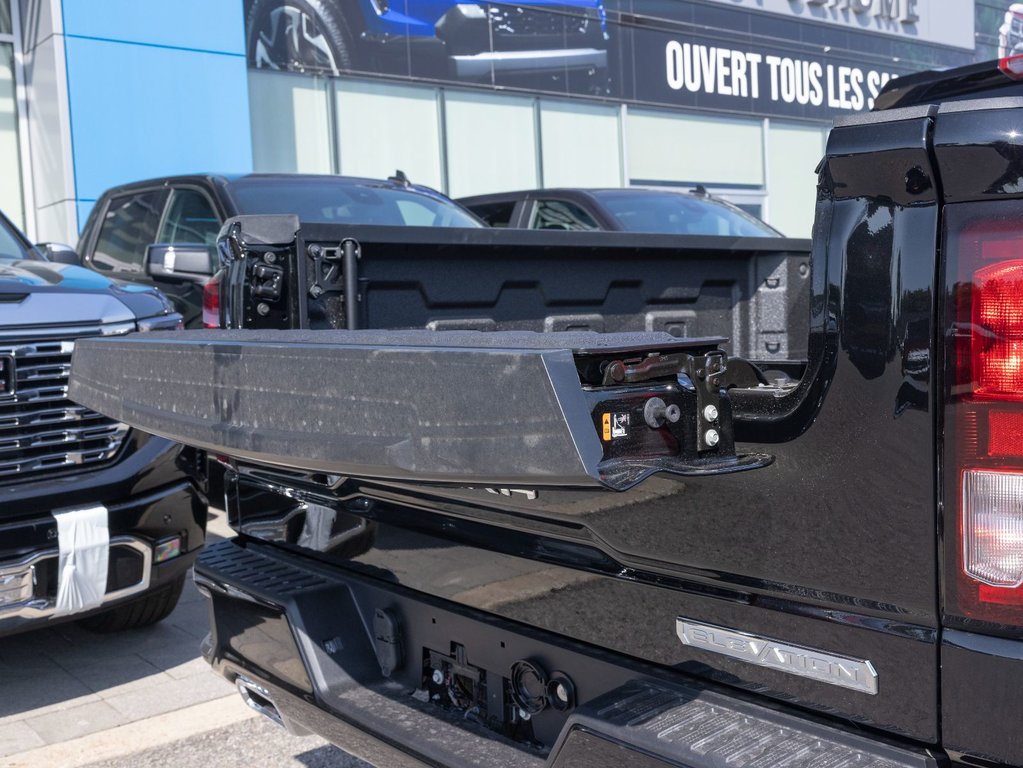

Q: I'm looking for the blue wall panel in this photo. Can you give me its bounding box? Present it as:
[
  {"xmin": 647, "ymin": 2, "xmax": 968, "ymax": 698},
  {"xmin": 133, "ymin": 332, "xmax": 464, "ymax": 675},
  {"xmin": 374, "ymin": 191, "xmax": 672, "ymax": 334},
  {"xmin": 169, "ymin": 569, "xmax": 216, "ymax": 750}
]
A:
[
  {"xmin": 61, "ymin": 1, "xmax": 252, "ymax": 228},
  {"xmin": 65, "ymin": 36, "xmax": 252, "ymax": 209},
  {"xmin": 62, "ymin": 0, "xmax": 245, "ymax": 55}
]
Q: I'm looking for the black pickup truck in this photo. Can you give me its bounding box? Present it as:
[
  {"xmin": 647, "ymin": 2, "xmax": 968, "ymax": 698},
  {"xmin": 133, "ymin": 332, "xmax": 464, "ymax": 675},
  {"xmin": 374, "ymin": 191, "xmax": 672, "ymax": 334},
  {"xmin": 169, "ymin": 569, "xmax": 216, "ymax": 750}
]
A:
[
  {"xmin": 68, "ymin": 59, "xmax": 1023, "ymax": 767},
  {"xmin": 0, "ymin": 209, "xmax": 204, "ymax": 636}
]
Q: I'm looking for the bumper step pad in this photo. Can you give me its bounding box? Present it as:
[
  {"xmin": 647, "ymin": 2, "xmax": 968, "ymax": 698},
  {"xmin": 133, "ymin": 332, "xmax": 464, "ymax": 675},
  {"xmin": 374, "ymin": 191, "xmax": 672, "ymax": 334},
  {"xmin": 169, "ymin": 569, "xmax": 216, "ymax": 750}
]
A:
[{"xmin": 549, "ymin": 681, "xmax": 938, "ymax": 768}]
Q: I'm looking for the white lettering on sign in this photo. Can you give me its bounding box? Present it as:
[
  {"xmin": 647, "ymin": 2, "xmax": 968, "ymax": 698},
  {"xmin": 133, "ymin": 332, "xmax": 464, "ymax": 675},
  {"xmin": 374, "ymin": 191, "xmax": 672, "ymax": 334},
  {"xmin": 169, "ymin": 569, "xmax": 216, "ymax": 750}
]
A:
[
  {"xmin": 697, "ymin": 0, "xmax": 969, "ymax": 51},
  {"xmin": 665, "ymin": 41, "xmax": 895, "ymax": 113},
  {"xmin": 665, "ymin": 42, "xmax": 762, "ymax": 98},
  {"xmin": 806, "ymin": 0, "xmax": 919, "ymax": 23}
]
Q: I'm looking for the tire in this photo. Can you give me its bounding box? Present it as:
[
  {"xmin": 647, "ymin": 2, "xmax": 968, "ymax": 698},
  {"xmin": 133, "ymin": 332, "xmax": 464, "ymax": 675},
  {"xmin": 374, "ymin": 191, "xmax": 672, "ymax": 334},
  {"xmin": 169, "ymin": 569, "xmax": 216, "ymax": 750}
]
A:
[
  {"xmin": 246, "ymin": 0, "xmax": 356, "ymax": 76},
  {"xmin": 77, "ymin": 573, "xmax": 186, "ymax": 634}
]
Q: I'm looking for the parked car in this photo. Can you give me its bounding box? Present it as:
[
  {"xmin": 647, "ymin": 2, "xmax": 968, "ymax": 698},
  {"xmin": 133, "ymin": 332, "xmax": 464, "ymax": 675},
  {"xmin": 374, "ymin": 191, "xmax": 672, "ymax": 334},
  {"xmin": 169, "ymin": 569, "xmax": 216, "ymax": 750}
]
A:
[
  {"xmin": 244, "ymin": 0, "xmax": 609, "ymax": 87},
  {"xmin": 74, "ymin": 173, "xmax": 481, "ymax": 327},
  {"xmin": 458, "ymin": 186, "xmax": 783, "ymax": 237},
  {"xmin": 0, "ymin": 208, "xmax": 204, "ymax": 636}
]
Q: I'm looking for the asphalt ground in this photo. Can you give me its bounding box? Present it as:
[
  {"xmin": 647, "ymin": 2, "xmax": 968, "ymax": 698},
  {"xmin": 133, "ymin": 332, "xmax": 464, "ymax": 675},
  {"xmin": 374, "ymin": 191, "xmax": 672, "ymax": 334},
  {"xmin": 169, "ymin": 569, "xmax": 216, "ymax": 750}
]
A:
[{"xmin": 0, "ymin": 510, "xmax": 372, "ymax": 768}]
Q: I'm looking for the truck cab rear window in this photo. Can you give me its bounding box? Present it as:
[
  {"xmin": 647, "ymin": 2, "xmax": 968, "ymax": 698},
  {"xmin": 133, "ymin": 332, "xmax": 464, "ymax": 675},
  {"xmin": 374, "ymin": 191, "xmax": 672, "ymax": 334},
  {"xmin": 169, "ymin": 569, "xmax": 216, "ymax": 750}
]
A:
[{"xmin": 228, "ymin": 179, "xmax": 481, "ymax": 228}]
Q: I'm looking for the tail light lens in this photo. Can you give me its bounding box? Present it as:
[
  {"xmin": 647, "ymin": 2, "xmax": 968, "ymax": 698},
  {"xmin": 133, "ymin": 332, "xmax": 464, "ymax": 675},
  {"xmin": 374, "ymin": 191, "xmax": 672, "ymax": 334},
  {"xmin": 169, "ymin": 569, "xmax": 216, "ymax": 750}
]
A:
[
  {"xmin": 961, "ymin": 470, "xmax": 1023, "ymax": 588},
  {"xmin": 999, "ymin": 53, "xmax": 1023, "ymax": 80},
  {"xmin": 202, "ymin": 271, "xmax": 222, "ymax": 328},
  {"xmin": 945, "ymin": 202, "xmax": 1023, "ymax": 625}
]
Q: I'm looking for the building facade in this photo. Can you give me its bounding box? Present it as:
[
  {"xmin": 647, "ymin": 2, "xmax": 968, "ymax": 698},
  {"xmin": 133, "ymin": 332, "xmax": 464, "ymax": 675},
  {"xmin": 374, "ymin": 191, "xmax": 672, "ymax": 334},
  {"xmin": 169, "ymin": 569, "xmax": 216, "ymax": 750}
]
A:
[{"xmin": 0, "ymin": 1, "xmax": 1008, "ymax": 243}]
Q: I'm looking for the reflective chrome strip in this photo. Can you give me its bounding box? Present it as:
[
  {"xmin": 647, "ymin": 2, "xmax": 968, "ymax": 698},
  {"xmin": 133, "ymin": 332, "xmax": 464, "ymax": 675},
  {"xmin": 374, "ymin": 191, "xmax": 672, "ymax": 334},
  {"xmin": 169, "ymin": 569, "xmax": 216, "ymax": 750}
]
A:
[
  {"xmin": 450, "ymin": 48, "xmax": 608, "ymax": 77},
  {"xmin": 0, "ymin": 537, "xmax": 152, "ymax": 619},
  {"xmin": 0, "ymin": 326, "xmax": 131, "ymax": 484},
  {"xmin": 676, "ymin": 618, "xmax": 879, "ymax": 695},
  {"xmin": 0, "ymin": 322, "xmax": 134, "ymax": 342}
]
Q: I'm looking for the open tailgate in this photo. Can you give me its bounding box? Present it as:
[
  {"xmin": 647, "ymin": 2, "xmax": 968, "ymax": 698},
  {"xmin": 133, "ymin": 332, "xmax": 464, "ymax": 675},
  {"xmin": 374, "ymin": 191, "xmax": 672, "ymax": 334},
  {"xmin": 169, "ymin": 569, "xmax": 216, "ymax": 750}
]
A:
[{"xmin": 69, "ymin": 329, "xmax": 770, "ymax": 492}]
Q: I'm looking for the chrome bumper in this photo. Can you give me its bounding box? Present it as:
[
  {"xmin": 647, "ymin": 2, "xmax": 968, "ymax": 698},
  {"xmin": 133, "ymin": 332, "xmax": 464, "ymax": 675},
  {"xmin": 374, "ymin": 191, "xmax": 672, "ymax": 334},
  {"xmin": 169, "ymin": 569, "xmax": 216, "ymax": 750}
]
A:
[
  {"xmin": 0, "ymin": 536, "xmax": 152, "ymax": 620},
  {"xmin": 450, "ymin": 47, "xmax": 607, "ymax": 77}
]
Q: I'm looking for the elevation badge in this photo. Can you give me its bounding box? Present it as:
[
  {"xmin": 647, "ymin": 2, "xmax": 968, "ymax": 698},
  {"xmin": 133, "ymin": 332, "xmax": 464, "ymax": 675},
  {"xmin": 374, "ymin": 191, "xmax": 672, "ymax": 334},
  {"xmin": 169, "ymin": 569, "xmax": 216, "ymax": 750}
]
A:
[{"xmin": 676, "ymin": 618, "xmax": 878, "ymax": 695}]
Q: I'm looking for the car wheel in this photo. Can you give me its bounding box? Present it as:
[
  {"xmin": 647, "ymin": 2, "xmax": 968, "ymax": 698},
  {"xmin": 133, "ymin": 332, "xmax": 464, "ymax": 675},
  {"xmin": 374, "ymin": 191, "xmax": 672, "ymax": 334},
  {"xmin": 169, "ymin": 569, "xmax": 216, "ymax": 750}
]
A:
[
  {"xmin": 246, "ymin": 0, "xmax": 355, "ymax": 76},
  {"xmin": 77, "ymin": 573, "xmax": 186, "ymax": 633}
]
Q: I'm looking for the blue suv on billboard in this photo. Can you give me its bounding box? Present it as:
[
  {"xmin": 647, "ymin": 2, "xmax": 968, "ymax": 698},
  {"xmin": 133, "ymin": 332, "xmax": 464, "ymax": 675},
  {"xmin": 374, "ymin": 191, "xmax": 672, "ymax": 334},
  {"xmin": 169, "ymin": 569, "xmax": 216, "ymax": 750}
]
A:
[{"xmin": 245, "ymin": 0, "xmax": 609, "ymax": 88}]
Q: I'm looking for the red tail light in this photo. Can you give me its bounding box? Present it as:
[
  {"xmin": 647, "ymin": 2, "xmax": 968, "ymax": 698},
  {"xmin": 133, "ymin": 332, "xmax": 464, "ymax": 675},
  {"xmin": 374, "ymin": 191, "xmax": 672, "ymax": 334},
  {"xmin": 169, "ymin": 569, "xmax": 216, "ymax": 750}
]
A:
[
  {"xmin": 945, "ymin": 204, "xmax": 1023, "ymax": 625},
  {"xmin": 999, "ymin": 53, "xmax": 1023, "ymax": 80},
  {"xmin": 202, "ymin": 271, "xmax": 222, "ymax": 328},
  {"xmin": 972, "ymin": 260, "xmax": 1023, "ymax": 398}
]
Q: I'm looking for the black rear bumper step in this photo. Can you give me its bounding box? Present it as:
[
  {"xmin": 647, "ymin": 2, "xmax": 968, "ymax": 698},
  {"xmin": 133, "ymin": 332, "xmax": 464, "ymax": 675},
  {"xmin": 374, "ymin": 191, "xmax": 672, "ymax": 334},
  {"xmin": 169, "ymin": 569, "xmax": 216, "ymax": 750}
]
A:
[{"xmin": 195, "ymin": 539, "xmax": 938, "ymax": 768}]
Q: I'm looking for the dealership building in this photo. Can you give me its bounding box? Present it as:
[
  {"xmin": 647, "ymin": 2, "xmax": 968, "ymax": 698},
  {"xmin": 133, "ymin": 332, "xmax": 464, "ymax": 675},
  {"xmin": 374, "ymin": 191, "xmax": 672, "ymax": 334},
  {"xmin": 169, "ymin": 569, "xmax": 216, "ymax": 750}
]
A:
[{"xmin": 0, "ymin": 0, "xmax": 1003, "ymax": 244}]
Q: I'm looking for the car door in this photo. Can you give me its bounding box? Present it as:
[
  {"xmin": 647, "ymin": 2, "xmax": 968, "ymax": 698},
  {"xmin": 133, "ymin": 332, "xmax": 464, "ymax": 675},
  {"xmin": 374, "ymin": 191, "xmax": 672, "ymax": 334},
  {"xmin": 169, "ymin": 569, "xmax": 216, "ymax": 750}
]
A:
[
  {"xmin": 88, "ymin": 188, "xmax": 170, "ymax": 276},
  {"xmin": 152, "ymin": 188, "xmax": 223, "ymax": 327}
]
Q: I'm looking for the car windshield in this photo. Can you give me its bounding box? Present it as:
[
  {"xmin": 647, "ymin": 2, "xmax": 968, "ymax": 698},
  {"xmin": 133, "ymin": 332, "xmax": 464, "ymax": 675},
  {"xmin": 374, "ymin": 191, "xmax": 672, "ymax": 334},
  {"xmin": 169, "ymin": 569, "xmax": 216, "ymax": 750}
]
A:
[
  {"xmin": 229, "ymin": 178, "xmax": 482, "ymax": 228},
  {"xmin": 590, "ymin": 190, "xmax": 781, "ymax": 237},
  {"xmin": 0, "ymin": 214, "xmax": 33, "ymax": 261}
]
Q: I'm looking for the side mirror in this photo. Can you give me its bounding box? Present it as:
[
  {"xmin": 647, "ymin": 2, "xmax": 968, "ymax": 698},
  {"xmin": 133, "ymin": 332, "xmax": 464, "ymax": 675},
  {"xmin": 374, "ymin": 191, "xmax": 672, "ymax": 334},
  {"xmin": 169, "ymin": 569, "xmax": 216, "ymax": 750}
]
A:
[
  {"xmin": 145, "ymin": 243, "xmax": 213, "ymax": 284},
  {"xmin": 36, "ymin": 243, "xmax": 80, "ymax": 265}
]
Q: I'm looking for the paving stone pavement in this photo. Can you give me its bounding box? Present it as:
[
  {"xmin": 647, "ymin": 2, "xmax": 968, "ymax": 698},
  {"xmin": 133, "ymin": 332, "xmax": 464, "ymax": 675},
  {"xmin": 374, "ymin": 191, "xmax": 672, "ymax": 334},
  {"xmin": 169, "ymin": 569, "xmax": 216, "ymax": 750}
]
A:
[{"xmin": 0, "ymin": 511, "xmax": 256, "ymax": 765}]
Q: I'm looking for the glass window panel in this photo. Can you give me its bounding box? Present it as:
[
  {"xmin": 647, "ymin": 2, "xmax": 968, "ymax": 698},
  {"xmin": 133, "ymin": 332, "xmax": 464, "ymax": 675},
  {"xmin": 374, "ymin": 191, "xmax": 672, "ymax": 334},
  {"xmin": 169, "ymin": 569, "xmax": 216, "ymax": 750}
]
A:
[
  {"xmin": 767, "ymin": 121, "xmax": 827, "ymax": 238},
  {"xmin": 394, "ymin": 199, "xmax": 439, "ymax": 226},
  {"xmin": 627, "ymin": 109, "xmax": 764, "ymax": 187},
  {"xmin": 0, "ymin": 43, "xmax": 22, "ymax": 229},
  {"xmin": 0, "ymin": 1, "xmax": 10, "ymax": 36},
  {"xmin": 249, "ymin": 70, "xmax": 332, "ymax": 174},
  {"xmin": 92, "ymin": 190, "xmax": 168, "ymax": 273},
  {"xmin": 0, "ymin": 211, "xmax": 29, "ymax": 260},
  {"xmin": 336, "ymin": 80, "xmax": 443, "ymax": 190},
  {"xmin": 592, "ymin": 189, "xmax": 777, "ymax": 236},
  {"xmin": 228, "ymin": 177, "xmax": 480, "ymax": 227},
  {"xmin": 464, "ymin": 200, "xmax": 517, "ymax": 228},
  {"xmin": 445, "ymin": 91, "xmax": 537, "ymax": 198},
  {"xmin": 159, "ymin": 189, "xmax": 220, "ymax": 246},
  {"xmin": 539, "ymin": 100, "xmax": 621, "ymax": 188},
  {"xmin": 529, "ymin": 199, "xmax": 599, "ymax": 231}
]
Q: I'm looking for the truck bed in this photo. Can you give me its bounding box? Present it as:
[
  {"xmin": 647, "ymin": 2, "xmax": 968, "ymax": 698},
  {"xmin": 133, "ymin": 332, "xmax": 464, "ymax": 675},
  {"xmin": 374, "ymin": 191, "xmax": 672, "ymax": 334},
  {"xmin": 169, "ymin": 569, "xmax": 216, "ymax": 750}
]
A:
[{"xmin": 222, "ymin": 221, "xmax": 811, "ymax": 368}]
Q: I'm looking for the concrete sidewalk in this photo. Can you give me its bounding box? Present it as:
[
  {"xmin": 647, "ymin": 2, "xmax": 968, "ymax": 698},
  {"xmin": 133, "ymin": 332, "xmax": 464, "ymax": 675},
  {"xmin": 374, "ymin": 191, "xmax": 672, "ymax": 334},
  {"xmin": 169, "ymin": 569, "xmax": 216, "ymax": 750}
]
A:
[{"xmin": 0, "ymin": 511, "xmax": 253, "ymax": 766}]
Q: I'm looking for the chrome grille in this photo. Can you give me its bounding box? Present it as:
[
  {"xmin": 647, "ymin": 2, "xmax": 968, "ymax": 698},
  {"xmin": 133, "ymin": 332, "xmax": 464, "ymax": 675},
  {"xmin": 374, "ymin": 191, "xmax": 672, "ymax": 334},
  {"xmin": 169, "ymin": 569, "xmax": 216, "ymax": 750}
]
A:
[{"xmin": 0, "ymin": 331, "xmax": 130, "ymax": 485}]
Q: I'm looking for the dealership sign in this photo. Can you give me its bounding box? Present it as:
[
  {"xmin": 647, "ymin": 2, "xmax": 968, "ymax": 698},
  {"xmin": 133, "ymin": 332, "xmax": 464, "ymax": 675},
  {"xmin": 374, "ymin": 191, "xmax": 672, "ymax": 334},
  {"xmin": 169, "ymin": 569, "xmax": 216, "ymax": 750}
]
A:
[
  {"xmin": 243, "ymin": 0, "xmax": 983, "ymax": 121},
  {"xmin": 663, "ymin": 41, "xmax": 897, "ymax": 113},
  {"xmin": 699, "ymin": 0, "xmax": 976, "ymax": 50}
]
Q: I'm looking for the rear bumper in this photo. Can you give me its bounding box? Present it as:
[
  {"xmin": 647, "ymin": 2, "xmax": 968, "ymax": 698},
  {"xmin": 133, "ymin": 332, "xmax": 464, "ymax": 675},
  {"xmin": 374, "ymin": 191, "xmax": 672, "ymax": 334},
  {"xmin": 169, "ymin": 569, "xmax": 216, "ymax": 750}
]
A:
[{"xmin": 196, "ymin": 537, "xmax": 940, "ymax": 768}]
